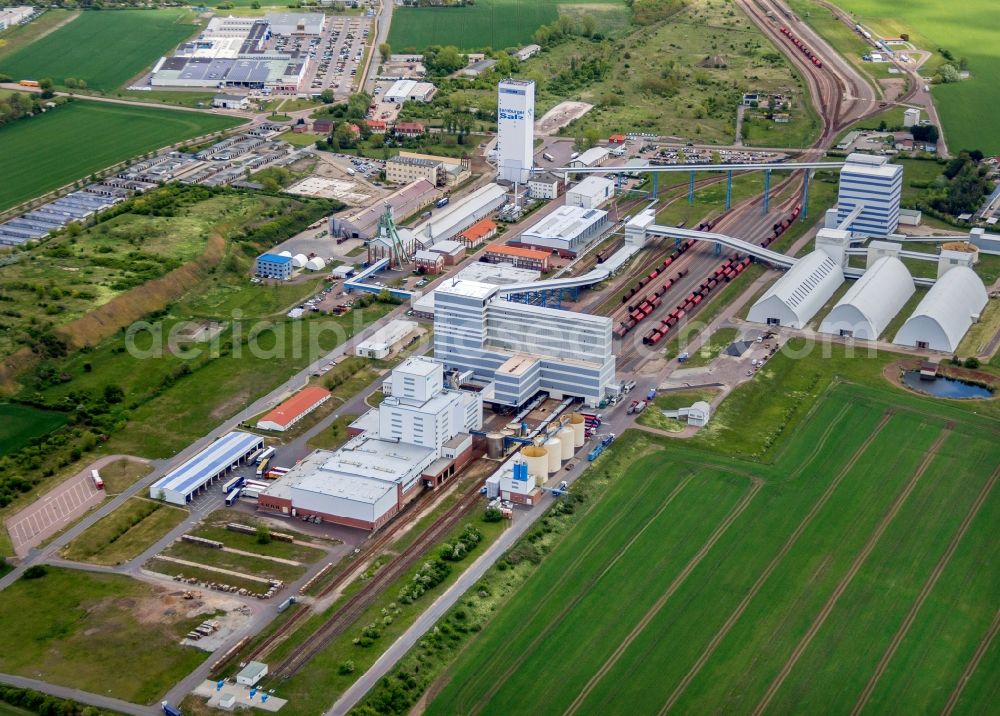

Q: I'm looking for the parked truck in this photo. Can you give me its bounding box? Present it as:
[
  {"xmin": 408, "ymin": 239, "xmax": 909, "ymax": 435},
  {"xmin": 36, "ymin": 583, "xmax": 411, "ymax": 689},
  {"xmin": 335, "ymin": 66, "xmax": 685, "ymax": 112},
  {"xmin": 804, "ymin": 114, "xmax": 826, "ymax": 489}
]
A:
[
  {"xmin": 542, "ymin": 152, "xmax": 555, "ymax": 162},
  {"xmin": 647, "ymin": 387, "xmax": 657, "ymax": 401},
  {"xmin": 162, "ymin": 702, "xmax": 182, "ymax": 716}
]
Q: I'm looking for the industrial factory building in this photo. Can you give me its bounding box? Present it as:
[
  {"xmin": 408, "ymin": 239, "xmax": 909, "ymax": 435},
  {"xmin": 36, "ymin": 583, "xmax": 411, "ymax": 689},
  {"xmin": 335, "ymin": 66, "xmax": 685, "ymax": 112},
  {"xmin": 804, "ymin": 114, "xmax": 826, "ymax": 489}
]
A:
[
  {"xmin": 565, "ymin": 176, "xmax": 615, "ymax": 209},
  {"xmin": 836, "ymin": 153, "xmax": 903, "ymax": 237},
  {"xmin": 355, "ymin": 319, "xmax": 419, "ymax": 359},
  {"xmin": 411, "ymin": 183, "xmax": 507, "ymax": 246},
  {"xmin": 748, "ymin": 250, "xmax": 845, "ymax": 328},
  {"xmin": 819, "ymin": 256, "xmax": 915, "ymax": 340},
  {"xmin": 517, "ymin": 205, "xmax": 610, "ymax": 257},
  {"xmin": 433, "ymin": 279, "xmax": 616, "ymax": 407},
  {"xmin": 894, "ymin": 266, "xmax": 988, "ymax": 352},
  {"xmin": 150, "ymin": 431, "xmax": 264, "ymax": 506},
  {"xmin": 410, "ymin": 262, "xmax": 540, "ymax": 318},
  {"xmin": 258, "ymin": 357, "xmax": 482, "ymax": 529},
  {"xmin": 255, "ymin": 253, "xmax": 293, "ymax": 280},
  {"xmin": 331, "ymin": 179, "xmax": 441, "ymax": 240}
]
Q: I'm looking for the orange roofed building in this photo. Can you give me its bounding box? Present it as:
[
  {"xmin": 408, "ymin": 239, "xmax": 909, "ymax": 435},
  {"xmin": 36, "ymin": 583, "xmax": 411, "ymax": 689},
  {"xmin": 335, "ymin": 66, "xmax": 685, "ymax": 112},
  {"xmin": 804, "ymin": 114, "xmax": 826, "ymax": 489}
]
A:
[
  {"xmin": 482, "ymin": 243, "xmax": 551, "ymax": 271},
  {"xmin": 458, "ymin": 218, "xmax": 498, "ymax": 249},
  {"xmin": 256, "ymin": 386, "xmax": 331, "ymax": 432}
]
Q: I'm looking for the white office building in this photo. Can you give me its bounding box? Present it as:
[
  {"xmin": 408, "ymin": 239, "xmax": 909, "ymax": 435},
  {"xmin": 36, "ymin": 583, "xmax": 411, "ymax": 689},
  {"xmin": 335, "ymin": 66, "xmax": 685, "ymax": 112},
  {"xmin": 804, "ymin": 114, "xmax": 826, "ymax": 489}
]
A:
[
  {"xmin": 836, "ymin": 153, "xmax": 903, "ymax": 237},
  {"xmin": 434, "ymin": 280, "xmax": 615, "ymax": 407},
  {"xmin": 496, "ymin": 79, "xmax": 535, "ymax": 184},
  {"xmin": 566, "ymin": 176, "xmax": 615, "ymax": 209}
]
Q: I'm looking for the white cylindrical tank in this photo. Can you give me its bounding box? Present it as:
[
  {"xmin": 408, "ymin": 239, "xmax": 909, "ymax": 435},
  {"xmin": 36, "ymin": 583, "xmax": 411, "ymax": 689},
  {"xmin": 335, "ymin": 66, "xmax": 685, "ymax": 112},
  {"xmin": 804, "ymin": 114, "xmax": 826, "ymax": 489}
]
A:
[
  {"xmin": 544, "ymin": 438, "xmax": 561, "ymax": 474},
  {"xmin": 520, "ymin": 445, "xmax": 548, "ymax": 482},
  {"xmin": 557, "ymin": 426, "xmax": 575, "ymax": 459},
  {"xmin": 569, "ymin": 414, "xmax": 586, "ymax": 447}
]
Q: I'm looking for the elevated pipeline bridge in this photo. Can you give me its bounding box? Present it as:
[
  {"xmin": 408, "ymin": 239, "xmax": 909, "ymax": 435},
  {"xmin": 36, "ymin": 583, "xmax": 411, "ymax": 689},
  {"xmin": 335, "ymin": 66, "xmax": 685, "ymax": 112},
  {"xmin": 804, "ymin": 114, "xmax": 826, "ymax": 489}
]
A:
[{"xmin": 537, "ymin": 160, "xmax": 844, "ymax": 215}]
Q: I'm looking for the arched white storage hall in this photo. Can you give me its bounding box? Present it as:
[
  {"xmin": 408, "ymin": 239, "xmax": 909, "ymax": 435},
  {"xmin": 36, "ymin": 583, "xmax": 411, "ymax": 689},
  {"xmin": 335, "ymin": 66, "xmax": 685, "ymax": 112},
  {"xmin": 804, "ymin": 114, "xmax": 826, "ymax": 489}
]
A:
[
  {"xmin": 819, "ymin": 256, "xmax": 915, "ymax": 340},
  {"xmin": 893, "ymin": 266, "xmax": 987, "ymax": 352},
  {"xmin": 748, "ymin": 250, "xmax": 845, "ymax": 328}
]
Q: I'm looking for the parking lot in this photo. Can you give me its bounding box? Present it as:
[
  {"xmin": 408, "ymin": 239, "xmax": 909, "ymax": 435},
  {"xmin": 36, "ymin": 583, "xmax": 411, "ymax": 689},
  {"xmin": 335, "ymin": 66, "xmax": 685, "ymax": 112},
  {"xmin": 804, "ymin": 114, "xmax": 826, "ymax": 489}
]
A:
[
  {"xmin": 7, "ymin": 469, "xmax": 104, "ymax": 557},
  {"xmin": 291, "ymin": 16, "xmax": 371, "ymax": 100}
]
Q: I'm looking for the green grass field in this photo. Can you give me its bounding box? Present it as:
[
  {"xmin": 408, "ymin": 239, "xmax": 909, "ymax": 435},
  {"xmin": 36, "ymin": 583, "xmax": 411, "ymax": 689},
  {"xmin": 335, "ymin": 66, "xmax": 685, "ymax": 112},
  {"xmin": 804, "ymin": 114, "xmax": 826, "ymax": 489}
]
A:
[
  {"xmin": 0, "ymin": 9, "xmax": 199, "ymax": 91},
  {"xmin": 0, "ymin": 10, "xmax": 80, "ymax": 62},
  {"xmin": 790, "ymin": 0, "xmax": 1000, "ymax": 155},
  {"xmin": 60, "ymin": 497, "xmax": 186, "ymax": 566},
  {"xmin": 0, "ymin": 567, "xmax": 208, "ymax": 703},
  {"xmin": 0, "ymin": 404, "xmax": 67, "ymax": 456},
  {"xmin": 0, "ymin": 100, "xmax": 241, "ymax": 211},
  {"xmin": 388, "ymin": 0, "xmax": 624, "ymax": 51},
  {"xmin": 426, "ymin": 376, "xmax": 999, "ymax": 714}
]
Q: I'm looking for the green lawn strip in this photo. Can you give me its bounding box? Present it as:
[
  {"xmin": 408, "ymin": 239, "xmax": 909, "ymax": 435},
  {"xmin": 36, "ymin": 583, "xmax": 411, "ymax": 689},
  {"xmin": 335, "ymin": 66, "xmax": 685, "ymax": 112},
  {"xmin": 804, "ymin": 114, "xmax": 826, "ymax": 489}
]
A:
[
  {"xmin": 0, "ymin": 9, "xmax": 199, "ymax": 91},
  {"xmin": 188, "ymin": 524, "xmax": 327, "ymax": 564},
  {"xmin": 388, "ymin": 0, "xmax": 560, "ymax": 51},
  {"xmin": 267, "ymin": 520, "xmax": 507, "ymax": 715},
  {"xmin": 307, "ymin": 414, "xmax": 359, "ymax": 451},
  {"xmin": 0, "ymin": 403, "xmax": 67, "ymax": 456},
  {"xmin": 160, "ymin": 539, "xmax": 306, "ymax": 585},
  {"xmin": 0, "ymin": 100, "xmax": 241, "ymax": 211},
  {"xmin": 99, "ymin": 458, "xmax": 153, "ymax": 495},
  {"xmin": 60, "ymin": 497, "xmax": 186, "ymax": 566},
  {"xmin": 767, "ymin": 430, "xmax": 997, "ymax": 712},
  {"xmin": 868, "ymin": 482, "xmax": 1000, "ymax": 713},
  {"xmin": 683, "ymin": 326, "xmax": 740, "ymax": 367},
  {"xmin": 880, "ymin": 287, "xmax": 926, "ymax": 342},
  {"xmin": 0, "ymin": 567, "xmax": 207, "ymax": 704},
  {"xmin": 636, "ymin": 388, "xmax": 723, "ymax": 431}
]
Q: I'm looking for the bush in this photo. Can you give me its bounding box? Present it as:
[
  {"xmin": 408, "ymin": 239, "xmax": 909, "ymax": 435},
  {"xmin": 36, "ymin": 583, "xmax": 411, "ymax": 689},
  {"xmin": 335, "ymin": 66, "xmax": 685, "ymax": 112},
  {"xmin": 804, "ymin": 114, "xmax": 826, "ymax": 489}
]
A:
[
  {"xmin": 22, "ymin": 565, "xmax": 48, "ymax": 580},
  {"xmin": 256, "ymin": 524, "xmax": 272, "ymax": 545},
  {"xmin": 483, "ymin": 506, "xmax": 503, "ymax": 522},
  {"xmin": 338, "ymin": 660, "xmax": 355, "ymax": 675},
  {"xmin": 963, "ymin": 357, "xmax": 981, "ymax": 369}
]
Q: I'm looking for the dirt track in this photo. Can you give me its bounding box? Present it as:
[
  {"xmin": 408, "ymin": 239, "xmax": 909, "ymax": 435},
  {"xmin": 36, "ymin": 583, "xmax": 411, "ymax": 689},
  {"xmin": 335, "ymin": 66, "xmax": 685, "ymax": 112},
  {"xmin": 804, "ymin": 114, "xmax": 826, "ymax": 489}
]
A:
[{"xmin": 941, "ymin": 605, "xmax": 1000, "ymax": 715}]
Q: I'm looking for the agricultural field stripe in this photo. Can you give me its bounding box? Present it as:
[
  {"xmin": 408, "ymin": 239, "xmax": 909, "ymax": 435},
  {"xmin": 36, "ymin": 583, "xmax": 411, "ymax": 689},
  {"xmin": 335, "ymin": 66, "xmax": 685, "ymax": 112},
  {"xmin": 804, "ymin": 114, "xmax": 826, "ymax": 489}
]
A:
[
  {"xmin": 463, "ymin": 471, "xmax": 697, "ymax": 716},
  {"xmin": 940, "ymin": 606, "xmax": 1000, "ymax": 715},
  {"xmin": 565, "ymin": 477, "xmax": 765, "ymax": 716},
  {"xmin": 751, "ymin": 425, "xmax": 954, "ymax": 716},
  {"xmin": 787, "ymin": 401, "xmax": 851, "ymax": 480},
  {"xmin": 851, "ymin": 466, "xmax": 1000, "ymax": 715},
  {"xmin": 658, "ymin": 408, "xmax": 893, "ymax": 714}
]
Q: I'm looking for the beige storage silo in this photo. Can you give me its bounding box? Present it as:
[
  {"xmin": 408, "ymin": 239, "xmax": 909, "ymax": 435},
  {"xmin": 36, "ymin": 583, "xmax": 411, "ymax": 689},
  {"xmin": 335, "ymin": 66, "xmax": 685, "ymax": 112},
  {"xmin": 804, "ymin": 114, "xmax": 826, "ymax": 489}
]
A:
[
  {"xmin": 557, "ymin": 426, "xmax": 575, "ymax": 459},
  {"xmin": 544, "ymin": 438, "xmax": 561, "ymax": 474},
  {"xmin": 569, "ymin": 414, "xmax": 586, "ymax": 447},
  {"xmin": 520, "ymin": 445, "xmax": 548, "ymax": 482},
  {"xmin": 486, "ymin": 432, "xmax": 505, "ymax": 459}
]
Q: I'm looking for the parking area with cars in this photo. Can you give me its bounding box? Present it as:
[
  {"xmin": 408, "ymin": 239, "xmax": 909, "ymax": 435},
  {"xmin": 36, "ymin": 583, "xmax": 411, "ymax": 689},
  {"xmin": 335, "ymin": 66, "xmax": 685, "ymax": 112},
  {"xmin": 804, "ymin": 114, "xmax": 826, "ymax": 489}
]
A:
[{"xmin": 296, "ymin": 16, "xmax": 371, "ymax": 100}]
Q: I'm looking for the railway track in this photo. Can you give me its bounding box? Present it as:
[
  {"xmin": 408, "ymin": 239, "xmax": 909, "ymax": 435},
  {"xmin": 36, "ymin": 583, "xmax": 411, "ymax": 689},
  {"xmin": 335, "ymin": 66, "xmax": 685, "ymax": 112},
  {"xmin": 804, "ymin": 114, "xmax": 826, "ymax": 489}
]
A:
[{"xmin": 268, "ymin": 480, "xmax": 484, "ymax": 679}]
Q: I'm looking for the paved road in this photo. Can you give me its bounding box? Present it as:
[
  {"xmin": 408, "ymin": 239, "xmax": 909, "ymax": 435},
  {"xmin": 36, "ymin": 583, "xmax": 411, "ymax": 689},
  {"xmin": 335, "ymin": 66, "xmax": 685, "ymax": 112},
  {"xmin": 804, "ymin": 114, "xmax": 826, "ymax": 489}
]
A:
[
  {"xmin": 361, "ymin": 0, "xmax": 392, "ymax": 95},
  {"xmin": 0, "ymin": 673, "xmax": 156, "ymax": 716}
]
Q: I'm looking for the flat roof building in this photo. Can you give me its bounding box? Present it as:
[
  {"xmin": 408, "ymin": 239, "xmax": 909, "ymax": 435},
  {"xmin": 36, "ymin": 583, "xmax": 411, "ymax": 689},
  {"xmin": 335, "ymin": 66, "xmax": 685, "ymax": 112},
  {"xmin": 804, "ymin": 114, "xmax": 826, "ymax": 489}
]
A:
[
  {"xmin": 566, "ymin": 176, "xmax": 615, "ymax": 209},
  {"xmin": 256, "ymin": 386, "xmax": 331, "ymax": 432},
  {"xmin": 265, "ymin": 12, "xmax": 325, "ymax": 34},
  {"xmin": 255, "ymin": 253, "xmax": 293, "ymax": 280},
  {"xmin": 150, "ymin": 431, "xmax": 264, "ymax": 505},
  {"xmin": 356, "ymin": 319, "xmax": 419, "ymax": 359},
  {"xmin": 412, "ymin": 183, "xmax": 507, "ymax": 246},
  {"xmin": 518, "ymin": 205, "xmax": 609, "ymax": 257},
  {"xmin": 332, "ymin": 179, "xmax": 441, "ymax": 239},
  {"xmin": 384, "ymin": 79, "xmax": 437, "ymax": 103},
  {"xmin": 527, "ymin": 173, "xmax": 563, "ymax": 200},
  {"xmin": 836, "ymin": 153, "xmax": 903, "ymax": 237}
]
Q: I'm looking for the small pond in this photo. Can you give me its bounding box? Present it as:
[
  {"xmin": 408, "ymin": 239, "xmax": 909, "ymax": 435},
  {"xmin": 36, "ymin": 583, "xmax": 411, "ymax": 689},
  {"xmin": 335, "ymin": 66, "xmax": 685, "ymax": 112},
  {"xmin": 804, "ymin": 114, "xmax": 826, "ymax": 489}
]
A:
[{"xmin": 902, "ymin": 371, "xmax": 994, "ymax": 400}]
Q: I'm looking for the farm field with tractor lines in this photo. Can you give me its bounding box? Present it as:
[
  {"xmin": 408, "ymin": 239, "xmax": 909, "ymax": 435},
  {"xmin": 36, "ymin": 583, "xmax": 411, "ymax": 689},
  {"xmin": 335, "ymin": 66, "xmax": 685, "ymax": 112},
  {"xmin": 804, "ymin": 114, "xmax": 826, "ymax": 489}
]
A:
[{"xmin": 426, "ymin": 378, "xmax": 999, "ymax": 715}]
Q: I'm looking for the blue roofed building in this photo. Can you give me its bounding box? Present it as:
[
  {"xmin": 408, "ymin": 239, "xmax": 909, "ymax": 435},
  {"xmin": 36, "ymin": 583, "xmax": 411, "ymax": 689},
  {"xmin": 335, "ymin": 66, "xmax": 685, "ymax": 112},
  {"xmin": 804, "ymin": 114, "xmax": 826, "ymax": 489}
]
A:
[
  {"xmin": 149, "ymin": 431, "xmax": 264, "ymax": 505},
  {"xmin": 256, "ymin": 253, "xmax": 293, "ymax": 280}
]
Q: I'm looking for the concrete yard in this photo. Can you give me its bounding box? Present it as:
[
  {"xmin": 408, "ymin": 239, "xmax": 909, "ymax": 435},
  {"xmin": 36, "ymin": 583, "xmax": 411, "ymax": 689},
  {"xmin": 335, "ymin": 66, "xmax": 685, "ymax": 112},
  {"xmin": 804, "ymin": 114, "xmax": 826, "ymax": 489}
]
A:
[{"xmin": 194, "ymin": 679, "xmax": 287, "ymax": 712}]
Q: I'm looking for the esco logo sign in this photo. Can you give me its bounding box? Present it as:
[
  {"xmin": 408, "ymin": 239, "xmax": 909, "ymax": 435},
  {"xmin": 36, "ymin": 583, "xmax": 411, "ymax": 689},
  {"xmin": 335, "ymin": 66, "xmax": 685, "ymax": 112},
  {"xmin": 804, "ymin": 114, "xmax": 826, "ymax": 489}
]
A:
[{"xmin": 499, "ymin": 109, "xmax": 525, "ymax": 121}]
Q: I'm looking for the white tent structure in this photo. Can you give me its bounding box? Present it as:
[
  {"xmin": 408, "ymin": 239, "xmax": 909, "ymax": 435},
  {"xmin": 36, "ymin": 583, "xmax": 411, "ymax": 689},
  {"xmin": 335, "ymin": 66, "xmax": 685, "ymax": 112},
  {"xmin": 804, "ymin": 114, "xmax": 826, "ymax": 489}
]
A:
[
  {"xmin": 893, "ymin": 266, "xmax": 987, "ymax": 352},
  {"xmin": 292, "ymin": 253, "xmax": 308, "ymax": 268},
  {"xmin": 305, "ymin": 256, "xmax": 326, "ymax": 271},
  {"xmin": 278, "ymin": 250, "xmax": 293, "ymax": 258},
  {"xmin": 748, "ymin": 250, "xmax": 845, "ymax": 328},
  {"xmin": 819, "ymin": 256, "xmax": 915, "ymax": 340}
]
